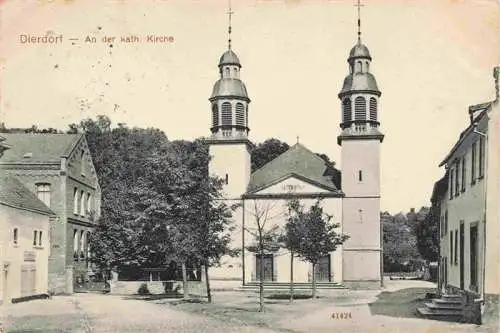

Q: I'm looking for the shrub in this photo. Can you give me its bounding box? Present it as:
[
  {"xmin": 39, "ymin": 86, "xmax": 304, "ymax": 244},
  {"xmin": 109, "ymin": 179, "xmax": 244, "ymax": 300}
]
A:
[{"xmin": 137, "ymin": 283, "xmax": 151, "ymax": 295}]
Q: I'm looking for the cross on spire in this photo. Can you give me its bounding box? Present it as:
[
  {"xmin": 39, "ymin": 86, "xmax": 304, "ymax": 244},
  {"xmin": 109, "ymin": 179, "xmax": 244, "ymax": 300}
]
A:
[
  {"xmin": 355, "ymin": 0, "xmax": 364, "ymax": 43},
  {"xmin": 227, "ymin": 0, "xmax": 234, "ymax": 50},
  {"xmin": 296, "ymin": 135, "xmax": 300, "ymax": 144}
]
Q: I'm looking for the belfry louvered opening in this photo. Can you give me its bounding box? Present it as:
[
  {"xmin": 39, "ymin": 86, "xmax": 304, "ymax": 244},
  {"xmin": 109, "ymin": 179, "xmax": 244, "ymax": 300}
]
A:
[
  {"xmin": 235, "ymin": 103, "xmax": 245, "ymax": 126},
  {"xmin": 354, "ymin": 96, "xmax": 366, "ymax": 121},
  {"xmin": 212, "ymin": 104, "xmax": 219, "ymax": 127},
  {"xmin": 343, "ymin": 98, "xmax": 352, "ymax": 122},
  {"xmin": 221, "ymin": 102, "xmax": 232, "ymax": 125},
  {"xmin": 369, "ymin": 97, "xmax": 377, "ymax": 121}
]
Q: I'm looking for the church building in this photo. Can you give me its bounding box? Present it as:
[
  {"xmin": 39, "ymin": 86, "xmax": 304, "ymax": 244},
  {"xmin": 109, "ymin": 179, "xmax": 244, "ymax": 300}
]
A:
[{"xmin": 206, "ymin": 6, "xmax": 384, "ymax": 290}]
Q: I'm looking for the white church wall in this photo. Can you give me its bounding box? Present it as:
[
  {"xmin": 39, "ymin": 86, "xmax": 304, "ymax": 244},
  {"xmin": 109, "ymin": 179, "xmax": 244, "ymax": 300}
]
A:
[
  {"xmin": 341, "ymin": 139, "xmax": 380, "ymax": 197},
  {"xmin": 242, "ymin": 195, "xmax": 342, "ymax": 284},
  {"xmin": 208, "ymin": 143, "xmax": 251, "ymax": 199}
]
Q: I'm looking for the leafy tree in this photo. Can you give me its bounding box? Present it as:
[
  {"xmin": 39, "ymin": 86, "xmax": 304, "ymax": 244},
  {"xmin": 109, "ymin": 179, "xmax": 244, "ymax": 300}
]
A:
[
  {"xmin": 414, "ymin": 207, "xmax": 439, "ymax": 262},
  {"xmin": 284, "ymin": 199, "xmax": 349, "ymax": 298},
  {"xmin": 251, "ymin": 138, "xmax": 289, "ymax": 172}
]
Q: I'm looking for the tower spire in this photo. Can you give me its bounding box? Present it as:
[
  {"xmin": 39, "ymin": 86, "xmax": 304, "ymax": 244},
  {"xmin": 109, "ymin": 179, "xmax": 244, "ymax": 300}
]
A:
[
  {"xmin": 227, "ymin": 0, "xmax": 234, "ymax": 50},
  {"xmin": 355, "ymin": 0, "xmax": 364, "ymax": 43}
]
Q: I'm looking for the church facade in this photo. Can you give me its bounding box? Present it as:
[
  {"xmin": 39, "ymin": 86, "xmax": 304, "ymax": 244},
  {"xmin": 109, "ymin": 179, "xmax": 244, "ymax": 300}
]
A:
[{"xmin": 206, "ymin": 30, "xmax": 384, "ymax": 289}]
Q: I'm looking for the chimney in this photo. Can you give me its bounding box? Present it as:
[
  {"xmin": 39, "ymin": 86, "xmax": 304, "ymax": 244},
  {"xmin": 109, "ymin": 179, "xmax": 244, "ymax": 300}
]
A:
[{"xmin": 494, "ymin": 66, "xmax": 500, "ymax": 102}]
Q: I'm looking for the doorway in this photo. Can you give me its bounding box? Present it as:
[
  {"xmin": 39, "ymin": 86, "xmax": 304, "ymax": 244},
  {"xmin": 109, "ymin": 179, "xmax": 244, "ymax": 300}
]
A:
[
  {"xmin": 315, "ymin": 255, "xmax": 331, "ymax": 282},
  {"xmin": 470, "ymin": 224, "xmax": 478, "ymax": 290},
  {"xmin": 460, "ymin": 222, "xmax": 464, "ymax": 290},
  {"xmin": 255, "ymin": 254, "xmax": 274, "ymax": 282}
]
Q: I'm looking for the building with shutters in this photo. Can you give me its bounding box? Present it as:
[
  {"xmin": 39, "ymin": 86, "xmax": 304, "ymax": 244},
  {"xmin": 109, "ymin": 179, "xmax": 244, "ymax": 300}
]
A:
[
  {"xmin": 0, "ymin": 175, "xmax": 55, "ymax": 304},
  {"xmin": 205, "ymin": 12, "xmax": 384, "ymax": 290},
  {"xmin": 0, "ymin": 133, "xmax": 101, "ymax": 294},
  {"xmin": 420, "ymin": 66, "xmax": 499, "ymax": 324}
]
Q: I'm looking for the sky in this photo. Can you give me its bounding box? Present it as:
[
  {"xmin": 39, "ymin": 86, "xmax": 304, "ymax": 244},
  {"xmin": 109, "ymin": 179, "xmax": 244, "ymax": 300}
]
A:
[{"xmin": 0, "ymin": 0, "xmax": 499, "ymax": 214}]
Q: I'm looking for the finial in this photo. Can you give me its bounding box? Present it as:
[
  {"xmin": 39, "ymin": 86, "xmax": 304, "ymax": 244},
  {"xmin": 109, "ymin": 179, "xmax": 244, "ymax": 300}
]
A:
[
  {"xmin": 296, "ymin": 135, "xmax": 300, "ymax": 144},
  {"xmin": 355, "ymin": 0, "xmax": 364, "ymax": 43},
  {"xmin": 227, "ymin": 0, "xmax": 234, "ymax": 50}
]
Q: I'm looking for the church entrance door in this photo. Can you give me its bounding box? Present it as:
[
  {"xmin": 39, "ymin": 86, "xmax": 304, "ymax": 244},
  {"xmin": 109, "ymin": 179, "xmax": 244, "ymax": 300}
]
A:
[
  {"xmin": 315, "ymin": 255, "xmax": 331, "ymax": 282},
  {"xmin": 255, "ymin": 254, "xmax": 274, "ymax": 282}
]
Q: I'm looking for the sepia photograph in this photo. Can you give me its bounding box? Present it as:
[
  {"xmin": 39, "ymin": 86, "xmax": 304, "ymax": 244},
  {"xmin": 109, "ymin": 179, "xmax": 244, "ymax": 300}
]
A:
[{"xmin": 0, "ymin": 0, "xmax": 499, "ymax": 332}]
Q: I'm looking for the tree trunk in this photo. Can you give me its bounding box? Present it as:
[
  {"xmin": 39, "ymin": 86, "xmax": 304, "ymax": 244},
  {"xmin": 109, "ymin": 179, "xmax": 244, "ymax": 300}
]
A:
[
  {"xmin": 312, "ymin": 262, "xmax": 317, "ymax": 298},
  {"xmin": 259, "ymin": 248, "xmax": 264, "ymax": 312},
  {"xmin": 204, "ymin": 262, "xmax": 212, "ymax": 303},
  {"xmin": 182, "ymin": 262, "xmax": 188, "ymax": 299},
  {"xmin": 289, "ymin": 251, "xmax": 294, "ymax": 302}
]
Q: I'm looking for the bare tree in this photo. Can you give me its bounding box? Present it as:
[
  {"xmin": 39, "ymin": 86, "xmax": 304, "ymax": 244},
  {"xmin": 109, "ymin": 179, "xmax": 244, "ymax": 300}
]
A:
[{"xmin": 245, "ymin": 199, "xmax": 285, "ymax": 312}]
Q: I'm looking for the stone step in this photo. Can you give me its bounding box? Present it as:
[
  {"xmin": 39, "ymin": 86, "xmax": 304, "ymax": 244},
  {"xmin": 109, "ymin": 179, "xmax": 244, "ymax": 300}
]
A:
[
  {"xmin": 442, "ymin": 294, "xmax": 463, "ymax": 301},
  {"xmin": 417, "ymin": 306, "xmax": 463, "ymax": 318},
  {"xmin": 433, "ymin": 298, "xmax": 462, "ymax": 306},
  {"xmin": 425, "ymin": 301, "xmax": 463, "ymax": 311}
]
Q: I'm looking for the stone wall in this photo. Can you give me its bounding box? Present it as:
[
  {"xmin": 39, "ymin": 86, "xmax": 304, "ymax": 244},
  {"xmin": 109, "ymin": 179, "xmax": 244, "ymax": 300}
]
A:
[{"xmin": 109, "ymin": 280, "xmax": 207, "ymax": 296}]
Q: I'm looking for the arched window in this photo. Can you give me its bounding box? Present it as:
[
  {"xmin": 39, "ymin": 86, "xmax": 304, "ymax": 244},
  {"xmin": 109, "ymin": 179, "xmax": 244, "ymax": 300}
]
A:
[
  {"xmin": 366, "ymin": 61, "xmax": 370, "ymax": 72},
  {"xmin": 357, "ymin": 61, "xmax": 363, "ymax": 73},
  {"xmin": 73, "ymin": 229, "xmax": 79, "ymax": 260},
  {"xmin": 212, "ymin": 104, "xmax": 219, "ymax": 127},
  {"xmin": 35, "ymin": 183, "xmax": 51, "ymax": 207},
  {"xmin": 225, "ymin": 67, "xmax": 230, "ymax": 77},
  {"xmin": 87, "ymin": 193, "xmax": 92, "ymax": 213},
  {"xmin": 80, "ymin": 190, "xmax": 85, "ymax": 216},
  {"xmin": 342, "ymin": 98, "xmax": 352, "ymax": 122},
  {"xmin": 369, "ymin": 98, "xmax": 377, "ymax": 121},
  {"xmin": 80, "ymin": 230, "xmax": 85, "ymax": 258},
  {"xmin": 235, "ymin": 103, "xmax": 245, "ymax": 126},
  {"xmin": 221, "ymin": 102, "xmax": 232, "ymax": 125},
  {"xmin": 73, "ymin": 188, "xmax": 78, "ymax": 214},
  {"xmin": 354, "ymin": 96, "xmax": 366, "ymax": 120},
  {"xmin": 81, "ymin": 150, "xmax": 86, "ymax": 176}
]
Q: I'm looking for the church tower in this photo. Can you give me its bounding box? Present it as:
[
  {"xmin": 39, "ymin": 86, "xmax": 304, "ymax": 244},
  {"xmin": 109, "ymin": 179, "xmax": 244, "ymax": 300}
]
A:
[
  {"xmin": 206, "ymin": 5, "xmax": 252, "ymax": 199},
  {"xmin": 338, "ymin": 1, "xmax": 384, "ymax": 288}
]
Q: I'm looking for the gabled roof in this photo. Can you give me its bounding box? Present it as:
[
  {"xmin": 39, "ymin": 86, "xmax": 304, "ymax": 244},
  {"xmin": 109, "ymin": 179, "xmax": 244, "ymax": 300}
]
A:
[
  {"xmin": 0, "ymin": 175, "xmax": 54, "ymax": 216},
  {"xmin": 246, "ymin": 143, "xmax": 341, "ymax": 194},
  {"xmin": 0, "ymin": 133, "xmax": 82, "ymax": 164},
  {"xmin": 430, "ymin": 172, "xmax": 448, "ymax": 204}
]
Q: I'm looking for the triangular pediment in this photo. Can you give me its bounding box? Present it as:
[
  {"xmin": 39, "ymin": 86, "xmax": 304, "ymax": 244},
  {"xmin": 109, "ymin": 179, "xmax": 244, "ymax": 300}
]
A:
[{"xmin": 249, "ymin": 173, "xmax": 337, "ymax": 196}]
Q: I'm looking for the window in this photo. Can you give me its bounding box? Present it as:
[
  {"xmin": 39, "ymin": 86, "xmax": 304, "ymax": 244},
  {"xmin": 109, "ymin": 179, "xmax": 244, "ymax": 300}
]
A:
[
  {"xmin": 35, "ymin": 183, "xmax": 51, "ymax": 207},
  {"xmin": 461, "ymin": 157, "xmax": 466, "ymax": 192},
  {"xmin": 342, "ymin": 98, "xmax": 352, "ymax": 122},
  {"xmin": 80, "ymin": 190, "xmax": 85, "ymax": 216},
  {"xmin": 358, "ymin": 170, "xmax": 363, "ymax": 182},
  {"xmin": 73, "ymin": 229, "xmax": 79, "ymax": 260},
  {"xmin": 87, "ymin": 193, "xmax": 92, "ymax": 214},
  {"xmin": 449, "ymin": 169, "xmax": 454, "ymax": 199},
  {"xmin": 235, "ymin": 103, "xmax": 245, "ymax": 126},
  {"xmin": 454, "ymin": 229, "xmax": 458, "ymax": 265},
  {"xmin": 225, "ymin": 67, "xmax": 230, "ymax": 77},
  {"xmin": 246, "ymin": 108, "xmax": 249, "ymax": 127},
  {"xmin": 73, "ymin": 188, "xmax": 79, "ymax": 214},
  {"xmin": 221, "ymin": 102, "xmax": 232, "ymax": 125},
  {"xmin": 13, "ymin": 228, "xmax": 18, "ymax": 245},
  {"xmin": 354, "ymin": 97, "xmax": 366, "ymax": 121},
  {"xmin": 81, "ymin": 150, "xmax": 86, "ymax": 176},
  {"xmin": 212, "ymin": 104, "xmax": 219, "ymax": 127},
  {"xmin": 479, "ymin": 137, "xmax": 485, "ymax": 178},
  {"xmin": 455, "ymin": 161, "xmax": 460, "ymax": 197},
  {"xmin": 33, "ymin": 230, "xmax": 37, "ymax": 246},
  {"xmin": 357, "ymin": 61, "xmax": 363, "ymax": 73},
  {"xmin": 369, "ymin": 98, "xmax": 377, "ymax": 121},
  {"xmin": 444, "ymin": 211, "xmax": 448, "ymax": 234},
  {"xmin": 450, "ymin": 231, "xmax": 453, "ymax": 262},
  {"xmin": 471, "ymin": 141, "xmax": 477, "ymax": 185},
  {"xmin": 38, "ymin": 231, "xmax": 43, "ymax": 246},
  {"xmin": 80, "ymin": 230, "xmax": 85, "ymax": 258}
]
